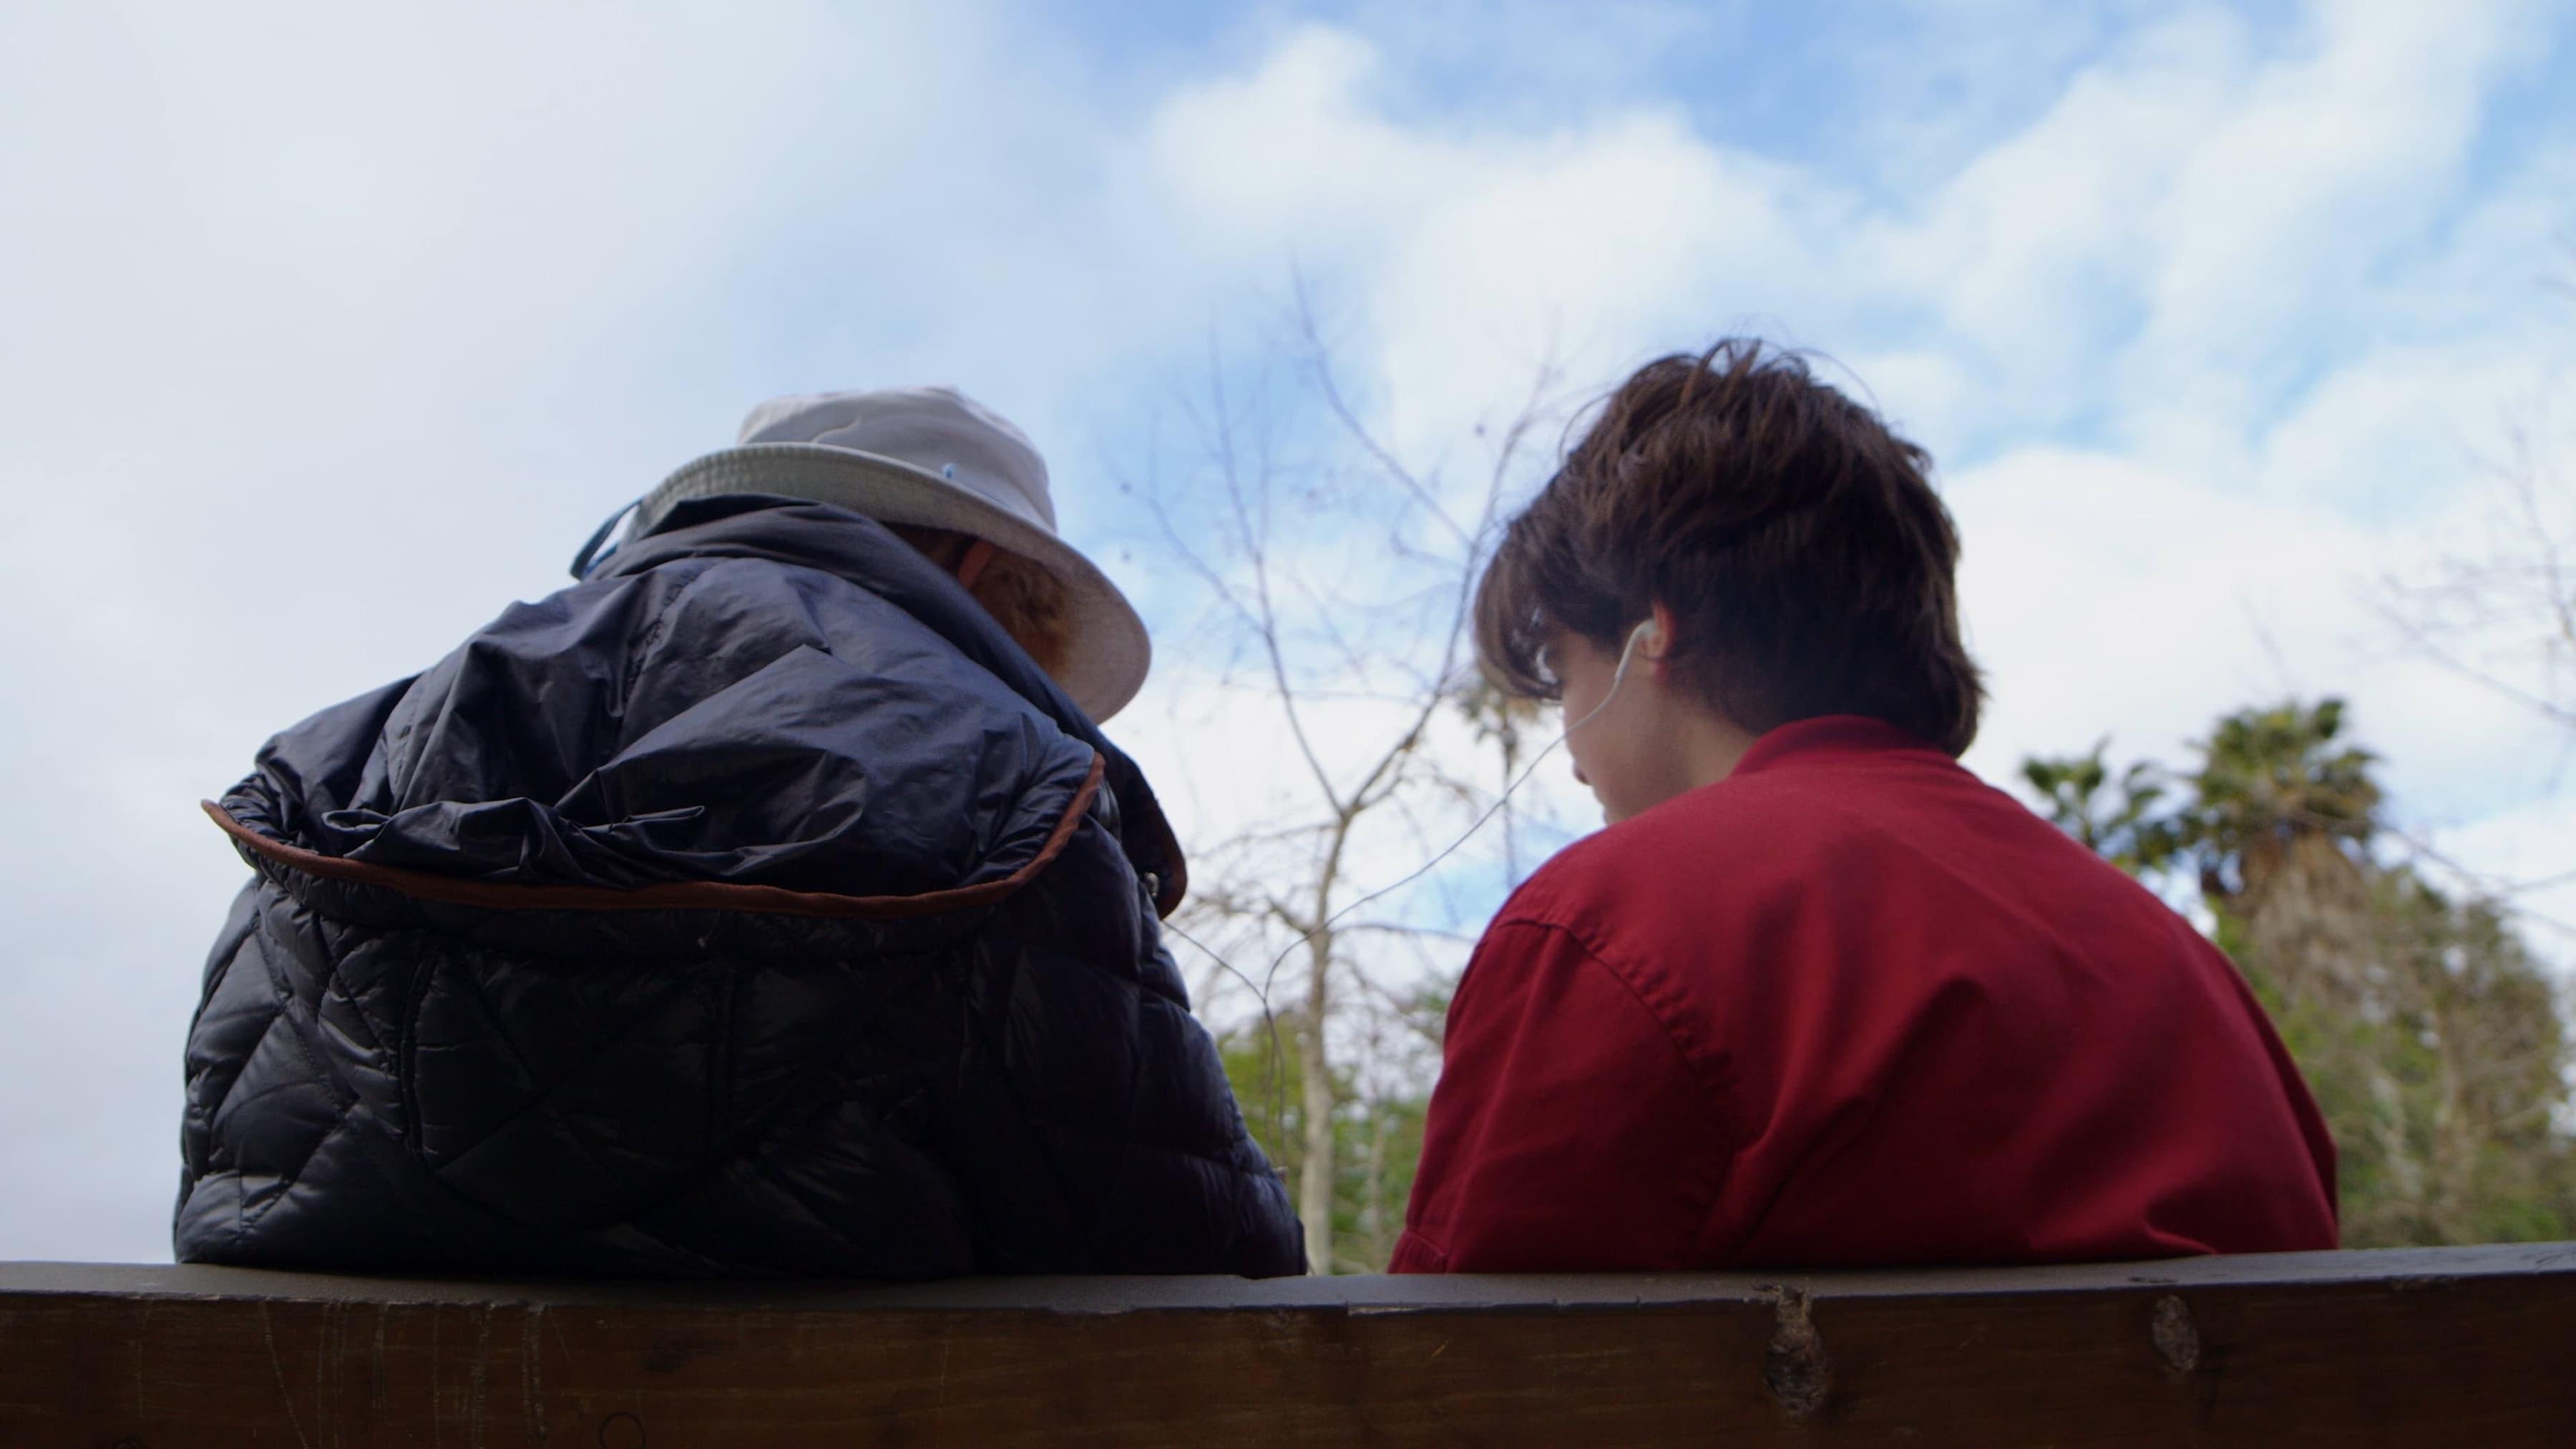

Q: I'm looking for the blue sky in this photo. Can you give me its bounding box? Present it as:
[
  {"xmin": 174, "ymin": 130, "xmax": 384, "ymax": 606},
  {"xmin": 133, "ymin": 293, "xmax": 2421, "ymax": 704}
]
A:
[{"xmin": 4, "ymin": 0, "xmax": 2573, "ymax": 1262}]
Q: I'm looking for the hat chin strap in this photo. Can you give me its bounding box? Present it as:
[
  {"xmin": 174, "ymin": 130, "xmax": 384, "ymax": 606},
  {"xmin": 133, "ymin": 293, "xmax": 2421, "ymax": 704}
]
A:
[{"xmin": 955, "ymin": 537, "xmax": 998, "ymax": 591}]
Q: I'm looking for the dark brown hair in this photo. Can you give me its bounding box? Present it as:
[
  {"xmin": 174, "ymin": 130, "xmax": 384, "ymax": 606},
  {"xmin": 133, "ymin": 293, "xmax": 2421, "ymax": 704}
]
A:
[{"xmin": 1473, "ymin": 338, "xmax": 1984, "ymax": 756}]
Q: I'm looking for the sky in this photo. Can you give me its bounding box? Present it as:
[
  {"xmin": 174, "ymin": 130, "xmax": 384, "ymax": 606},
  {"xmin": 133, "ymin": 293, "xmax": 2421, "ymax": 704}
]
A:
[{"xmin": 3, "ymin": 0, "xmax": 2573, "ymax": 1262}]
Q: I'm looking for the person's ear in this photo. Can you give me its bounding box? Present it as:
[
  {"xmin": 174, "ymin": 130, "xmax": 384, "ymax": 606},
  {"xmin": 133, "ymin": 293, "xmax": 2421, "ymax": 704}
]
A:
[{"xmin": 1646, "ymin": 601, "xmax": 1679, "ymax": 678}]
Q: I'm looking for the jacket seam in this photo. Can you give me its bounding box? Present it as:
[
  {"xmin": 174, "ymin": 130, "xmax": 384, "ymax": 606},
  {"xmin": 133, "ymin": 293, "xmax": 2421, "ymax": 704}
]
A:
[
  {"xmin": 1481, "ymin": 915, "xmax": 1737, "ymax": 1262},
  {"xmin": 396, "ymin": 942, "xmax": 437, "ymax": 1156},
  {"xmin": 1487, "ymin": 915, "xmax": 1727, "ymax": 1106},
  {"xmin": 1393, "ymin": 1226, "xmax": 1452, "ymax": 1272},
  {"xmin": 235, "ymin": 921, "xmax": 369, "ymax": 1234}
]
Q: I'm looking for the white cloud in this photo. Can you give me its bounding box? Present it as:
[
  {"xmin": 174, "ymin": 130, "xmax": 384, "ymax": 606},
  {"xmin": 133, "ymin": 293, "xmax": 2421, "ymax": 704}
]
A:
[
  {"xmin": 1950, "ymin": 422, "xmax": 2576, "ymax": 811},
  {"xmin": 1951, "ymin": 446, "xmax": 2381, "ymax": 775},
  {"xmin": 2141, "ymin": 4, "xmax": 2517, "ymax": 333},
  {"xmin": 2426, "ymin": 800, "xmax": 2576, "ymax": 967},
  {"xmin": 2255, "ymin": 340, "xmax": 2547, "ymax": 520},
  {"xmin": 1876, "ymin": 6, "xmax": 2252, "ymax": 419},
  {"xmin": 1146, "ymin": 27, "xmax": 1438, "ymax": 250},
  {"xmin": 2112, "ymin": 1, "xmax": 2545, "ymax": 468},
  {"xmin": 1141, "ymin": 23, "xmax": 1843, "ymax": 461}
]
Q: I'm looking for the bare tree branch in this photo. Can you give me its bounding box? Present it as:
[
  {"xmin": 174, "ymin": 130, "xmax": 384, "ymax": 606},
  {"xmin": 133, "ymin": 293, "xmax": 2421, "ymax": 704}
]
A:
[{"xmin": 1133, "ymin": 288, "xmax": 1569, "ymax": 1272}]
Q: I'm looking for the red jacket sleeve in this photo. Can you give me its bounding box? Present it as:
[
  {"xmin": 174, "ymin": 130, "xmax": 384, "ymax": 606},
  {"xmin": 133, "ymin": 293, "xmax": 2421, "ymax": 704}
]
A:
[{"xmin": 1390, "ymin": 918, "xmax": 1723, "ymax": 1272}]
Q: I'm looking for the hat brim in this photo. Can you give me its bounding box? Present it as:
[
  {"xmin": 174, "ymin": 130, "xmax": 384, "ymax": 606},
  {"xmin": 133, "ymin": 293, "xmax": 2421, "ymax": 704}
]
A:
[{"xmin": 638, "ymin": 443, "xmax": 1152, "ymax": 723}]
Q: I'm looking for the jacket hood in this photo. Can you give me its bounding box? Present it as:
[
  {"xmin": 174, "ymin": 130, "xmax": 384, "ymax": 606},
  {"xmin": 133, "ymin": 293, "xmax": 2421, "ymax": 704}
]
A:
[{"xmin": 213, "ymin": 496, "xmax": 1186, "ymax": 922}]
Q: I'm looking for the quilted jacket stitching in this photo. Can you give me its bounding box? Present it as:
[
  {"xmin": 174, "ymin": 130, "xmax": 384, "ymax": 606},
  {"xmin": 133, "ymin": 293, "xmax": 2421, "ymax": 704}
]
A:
[
  {"xmin": 230, "ymin": 917, "xmax": 369, "ymax": 1234},
  {"xmin": 235, "ymin": 1093, "xmax": 365, "ymax": 1236},
  {"xmin": 408, "ymin": 957, "xmax": 706, "ymax": 1193}
]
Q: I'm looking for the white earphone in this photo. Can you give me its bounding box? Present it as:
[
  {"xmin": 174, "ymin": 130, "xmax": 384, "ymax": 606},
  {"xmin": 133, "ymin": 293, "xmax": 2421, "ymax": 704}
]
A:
[{"xmin": 1563, "ymin": 616, "xmax": 1660, "ymax": 736}]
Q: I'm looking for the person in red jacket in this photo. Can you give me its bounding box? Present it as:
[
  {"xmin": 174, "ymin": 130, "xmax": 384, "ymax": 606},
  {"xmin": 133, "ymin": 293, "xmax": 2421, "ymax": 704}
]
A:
[{"xmin": 1392, "ymin": 341, "xmax": 2337, "ymax": 1273}]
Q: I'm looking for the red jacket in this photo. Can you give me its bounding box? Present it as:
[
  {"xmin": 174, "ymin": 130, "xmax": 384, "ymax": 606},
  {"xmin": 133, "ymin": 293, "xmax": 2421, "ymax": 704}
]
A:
[{"xmin": 1392, "ymin": 716, "xmax": 2336, "ymax": 1272}]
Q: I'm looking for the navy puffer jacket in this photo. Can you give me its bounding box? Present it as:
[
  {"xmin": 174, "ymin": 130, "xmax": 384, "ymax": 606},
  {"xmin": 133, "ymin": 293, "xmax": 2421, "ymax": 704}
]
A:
[{"xmin": 177, "ymin": 496, "xmax": 1303, "ymax": 1278}]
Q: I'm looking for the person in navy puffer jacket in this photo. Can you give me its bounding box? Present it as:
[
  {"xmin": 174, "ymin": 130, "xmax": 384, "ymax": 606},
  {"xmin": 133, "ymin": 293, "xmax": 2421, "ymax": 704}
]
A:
[{"xmin": 177, "ymin": 386, "xmax": 1304, "ymax": 1278}]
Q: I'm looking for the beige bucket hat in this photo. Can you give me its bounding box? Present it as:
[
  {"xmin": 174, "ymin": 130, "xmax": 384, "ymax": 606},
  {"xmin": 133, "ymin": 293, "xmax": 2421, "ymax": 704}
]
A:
[{"xmin": 629, "ymin": 386, "xmax": 1151, "ymax": 723}]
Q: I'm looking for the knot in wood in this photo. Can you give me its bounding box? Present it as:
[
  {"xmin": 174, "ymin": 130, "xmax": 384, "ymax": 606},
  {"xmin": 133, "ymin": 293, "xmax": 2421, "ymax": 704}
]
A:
[
  {"xmin": 1762, "ymin": 1286, "xmax": 1833, "ymax": 1420},
  {"xmin": 2151, "ymin": 1294, "xmax": 2200, "ymax": 1375}
]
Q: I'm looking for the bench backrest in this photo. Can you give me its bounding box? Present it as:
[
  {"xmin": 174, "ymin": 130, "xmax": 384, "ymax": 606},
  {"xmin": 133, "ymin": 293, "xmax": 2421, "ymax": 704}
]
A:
[{"xmin": 6, "ymin": 1244, "xmax": 2572, "ymax": 1445}]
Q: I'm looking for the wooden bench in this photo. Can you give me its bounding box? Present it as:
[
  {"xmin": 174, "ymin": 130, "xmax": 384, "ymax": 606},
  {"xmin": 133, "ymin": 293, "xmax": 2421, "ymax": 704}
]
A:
[{"xmin": 7, "ymin": 1243, "xmax": 2572, "ymax": 1445}]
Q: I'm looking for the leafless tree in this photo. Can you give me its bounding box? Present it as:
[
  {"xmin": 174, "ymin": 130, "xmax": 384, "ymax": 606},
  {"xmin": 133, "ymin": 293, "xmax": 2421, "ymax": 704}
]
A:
[
  {"xmin": 2374, "ymin": 245, "xmax": 2576, "ymax": 935},
  {"xmin": 2380, "ymin": 245, "xmax": 2576, "ymax": 726},
  {"xmin": 2379, "ymin": 422, "xmax": 2576, "ymax": 733},
  {"xmin": 1125, "ymin": 291, "xmax": 1566, "ymax": 1272}
]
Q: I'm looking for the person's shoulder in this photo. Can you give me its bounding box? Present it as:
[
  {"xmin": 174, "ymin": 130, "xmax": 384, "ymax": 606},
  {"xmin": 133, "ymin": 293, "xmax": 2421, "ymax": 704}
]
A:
[
  {"xmin": 1503, "ymin": 746, "xmax": 1991, "ymax": 958},
  {"xmin": 1496, "ymin": 819, "xmax": 1639, "ymax": 927},
  {"xmin": 1496, "ymin": 773, "xmax": 1806, "ymax": 930}
]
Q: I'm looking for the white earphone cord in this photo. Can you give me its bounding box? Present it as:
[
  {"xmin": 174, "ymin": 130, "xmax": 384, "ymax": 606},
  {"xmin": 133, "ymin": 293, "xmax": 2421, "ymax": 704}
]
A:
[{"xmin": 1161, "ymin": 620, "xmax": 1657, "ymax": 1118}]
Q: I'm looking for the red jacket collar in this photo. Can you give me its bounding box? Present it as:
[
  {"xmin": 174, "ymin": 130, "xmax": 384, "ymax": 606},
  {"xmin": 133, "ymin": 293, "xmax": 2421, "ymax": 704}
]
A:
[{"xmin": 1730, "ymin": 715, "xmax": 1945, "ymax": 779}]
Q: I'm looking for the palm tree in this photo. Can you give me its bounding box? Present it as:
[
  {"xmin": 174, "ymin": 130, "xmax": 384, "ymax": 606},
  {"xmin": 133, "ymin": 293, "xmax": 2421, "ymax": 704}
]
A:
[
  {"xmin": 2186, "ymin": 698, "xmax": 2384, "ymax": 1008},
  {"xmin": 2024, "ymin": 698, "xmax": 2576, "ymax": 1246},
  {"xmin": 2021, "ymin": 741, "xmax": 2184, "ymax": 877}
]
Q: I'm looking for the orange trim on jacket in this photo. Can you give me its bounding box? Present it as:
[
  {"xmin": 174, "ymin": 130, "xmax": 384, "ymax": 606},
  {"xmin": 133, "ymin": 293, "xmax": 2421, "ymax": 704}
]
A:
[{"xmin": 203, "ymin": 751, "xmax": 1106, "ymax": 920}]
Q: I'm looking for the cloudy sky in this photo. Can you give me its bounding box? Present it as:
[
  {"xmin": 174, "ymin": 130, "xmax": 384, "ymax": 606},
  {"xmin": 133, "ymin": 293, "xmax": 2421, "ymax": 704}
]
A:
[{"xmin": 4, "ymin": 0, "xmax": 2573, "ymax": 1262}]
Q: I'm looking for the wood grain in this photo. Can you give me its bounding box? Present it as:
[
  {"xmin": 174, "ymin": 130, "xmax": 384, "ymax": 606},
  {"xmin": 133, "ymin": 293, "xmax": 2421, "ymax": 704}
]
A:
[{"xmin": 7, "ymin": 1244, "xmax": 2573, "ymax": 1446}]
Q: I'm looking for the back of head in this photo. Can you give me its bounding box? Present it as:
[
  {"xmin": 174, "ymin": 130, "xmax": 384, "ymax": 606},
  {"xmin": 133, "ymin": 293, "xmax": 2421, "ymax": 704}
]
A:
[
  {"xmin": 885, "ymin": 523, "xmax": 1075, "ymax": 679},
  {"xmin": 1474, "ymin": 338, "xmax": 1984, "ymax": 757}
]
